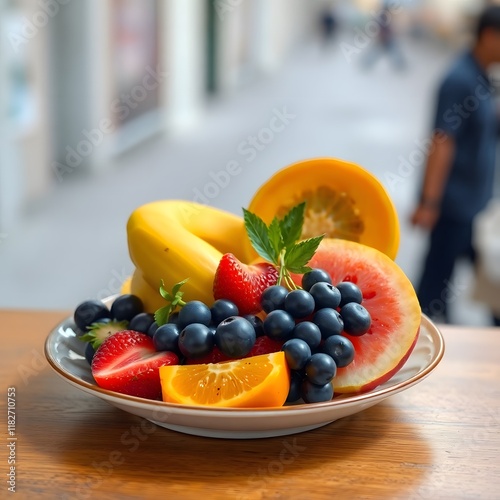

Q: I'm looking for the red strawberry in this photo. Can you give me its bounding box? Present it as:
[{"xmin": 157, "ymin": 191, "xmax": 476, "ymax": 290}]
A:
[
  {"xmin": 213, "ymin": 253, "xmax": 278, "ymax": 315},
  {"xmin": 244, "ymin": 336, "xmax": 284, "ymax": 357},
  {"xmin": 91, "ymin": 330, "xmax": 178, "ymax": 400},
  {"xmin": 186, "ymin": 336, "xmax": 284, "ymax": 365}
]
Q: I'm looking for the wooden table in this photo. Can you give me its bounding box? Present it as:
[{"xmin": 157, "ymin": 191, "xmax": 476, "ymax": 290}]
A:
[{"xmin": 2, "ymin": 310, "xmax": 500, "ymax": 499}]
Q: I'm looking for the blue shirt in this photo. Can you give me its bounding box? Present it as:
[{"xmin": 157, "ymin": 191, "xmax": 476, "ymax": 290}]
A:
[{"xmin": 433, "ymin": 51, "xmax": 497, "ymax": 222}]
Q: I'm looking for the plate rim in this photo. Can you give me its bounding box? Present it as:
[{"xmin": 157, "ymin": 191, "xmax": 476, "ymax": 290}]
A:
[{"xmin": 44, "ymin": 311, "xmax": 445, "ymax": 415}]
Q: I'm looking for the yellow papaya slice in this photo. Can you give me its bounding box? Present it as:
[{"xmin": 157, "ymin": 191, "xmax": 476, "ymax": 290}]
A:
[{"xmin": 247, "ymin": 158, "xmax": 400, "ymax": 259}]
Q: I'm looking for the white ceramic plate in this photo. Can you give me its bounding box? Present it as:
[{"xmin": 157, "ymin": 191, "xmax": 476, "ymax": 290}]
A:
[{"xmin": 45, "ymin": 313, "xmax": 444, "ymax": 439}]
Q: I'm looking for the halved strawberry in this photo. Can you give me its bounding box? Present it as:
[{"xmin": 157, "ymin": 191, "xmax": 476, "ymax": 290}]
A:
[
  {"xmin": 213, "ymin": 253, "xmax": 278, "ymax": 315},
  {"xmin": 91, "ymin": 330, "xmax": 178, "ymax": 399}
]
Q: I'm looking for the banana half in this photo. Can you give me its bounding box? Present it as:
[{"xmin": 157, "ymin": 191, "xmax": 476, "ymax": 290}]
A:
[{"xmin": 125, "ymin": 200, "xmax": 257, "ymax": 311}]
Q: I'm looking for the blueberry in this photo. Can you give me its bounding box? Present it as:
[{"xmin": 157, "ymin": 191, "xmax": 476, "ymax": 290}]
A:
[
  {"xmin": 286, "ymin": 371, "xmax": 304, "ymax": 403},
  {"xmin": 336, "ymin": 282, "xmax": 363, "ymax": 307},
  {"xmin": 110, "ymin": 294, "xmax": 144, "ymax": 322},
  {"xmin": 282, "ymin": 338, "xmax": 311, "ymax": 371},
  {"xmin": 309, "ymin": 282, "xmax": 341, "ymax": 309},
  {"xmin": 313, "ymin": 308, "xmax": 344, "ymax": 339},
  {"xmin": 322, "ymin": 335, "xmax": 355, "ymax": 367},
  {"xmin": 261, "ymin": 285, "xmax": 288, "ymax": 313},
  {"xmin": 210, "ymin": 299, "xmax": 239, "ymax": 325},
  {"xmin": 177, "ymin": 301, "xmax": 211, "ymax": 329},
  {"xmin": 302, "ymin": 269, "xmax": 332, "ymax": 291},
  {"xmin": 305, "ymin": 353, "xmax": 337, "ymax": 385},
  {"xmin": 147, "ymin": 321, "xmax": 159, "ymax": 338},
  {"xmin": 74, "ymin": 300, "xmax": 110, "ymax": 331},
  {"xmin": 178, "ymin": 323, "xmax": 214, "ymax": 358},
  {"xmin": 284, "ymin": 289, "xmax": 315, "ymax": 319},
  {"xmin": 168, "ymin": 311, "xmax": 179, "ymax": 325},
  {"xmin": 243, "ymin": 314, "xmax": 265, "ymax": 337},
  {"xmin": 128, "ymin": 313, "xmax": 155, "ymax": 334},
  {"xmin": 153, "ymin": 323, "xmax": 181, "ymax": 353},
  {"xmin": 340, "ymin": 303, "xmax": 371, "ymax": 336},
  {"xmin": 292, "ymin": 321, "xmax": 322, "ymax": 349},
  {"xmin": 263, "ymin": 310, "xmax": 295, "ymax": 341},
  {"xmin": 215, "ymin": 316, "xmax": 256, "ymax": 358},
  {"xmin": 301, "ymin": 380, "xmax": 334, "ymax": 403},
  {"xmin": 84, "ymin": 342, "xmax": 96, "ymax": 365}
]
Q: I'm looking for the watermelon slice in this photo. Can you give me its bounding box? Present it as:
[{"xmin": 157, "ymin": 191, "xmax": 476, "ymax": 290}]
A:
[{"xmin": 294, "ymin": 238, "xmax": 421, "ymax": 394}]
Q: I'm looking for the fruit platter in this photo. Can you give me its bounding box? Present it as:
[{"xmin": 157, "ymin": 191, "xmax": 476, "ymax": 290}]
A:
[{"xmin": 45, "ymin": 157, "xmax": 444, "ymax": 439}]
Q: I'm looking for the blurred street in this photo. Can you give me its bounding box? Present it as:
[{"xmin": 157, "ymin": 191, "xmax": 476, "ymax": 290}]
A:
[{"xmin": 0, "ymin": 26, "xmax": 497, "ymax": 325}]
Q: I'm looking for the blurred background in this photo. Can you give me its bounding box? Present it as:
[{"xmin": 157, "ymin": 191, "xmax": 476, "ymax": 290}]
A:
[{"xmin": 1, "ymin": 0, "xmax": 499, "ymax": 324}]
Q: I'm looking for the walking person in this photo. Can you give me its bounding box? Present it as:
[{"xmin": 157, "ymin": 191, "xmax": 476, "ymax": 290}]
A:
[
  {"xmin": 361, "ymin": 1, "xmax": 406, "ymax": 70},
  {"xmin": 411, "ymin": 5, "xmax": 500, "ymax": 323}
]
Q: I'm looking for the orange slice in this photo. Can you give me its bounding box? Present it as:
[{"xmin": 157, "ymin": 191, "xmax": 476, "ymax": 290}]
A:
[{"xmin": 159, "ymin": 352, "xmax": 290, "ymax": 408}]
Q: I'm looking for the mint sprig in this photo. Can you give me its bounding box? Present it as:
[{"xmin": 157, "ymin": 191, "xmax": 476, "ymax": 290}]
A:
[
  {"xmin": 243, "ymin": 202, "xmax": 324, "ymax": 290},
  {"xmin": 243, "ymin": 210, "xmax": 277, "ymax": 263},
  {"xmin": 154, "ymin": 278, "xmax": 189, "ymax": 326}
]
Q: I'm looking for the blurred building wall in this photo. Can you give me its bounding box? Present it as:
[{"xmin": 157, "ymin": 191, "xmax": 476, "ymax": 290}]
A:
[
  {"xmin": 0, "ymin": 0, "xmax": 314, "ymax": 233},
  {"xmin": 1, "ymin": 0, "xmax": 492, "ymax": 233},
  {"xmin": 215, "ymin": 0, "xmax": 311, "ymax": 91},
  {"xmin": 1, "ymin": 0, "xmax": 52, "ymax": 230},
  {"xmin": 165, "ymin": 0, "xmax": 206, "ymax": 133}
]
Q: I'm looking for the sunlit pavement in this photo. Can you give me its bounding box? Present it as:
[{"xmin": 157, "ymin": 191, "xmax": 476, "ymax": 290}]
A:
[{"xmin": 0, "ymin": 33, "xmax": 495, "ymax": 325}]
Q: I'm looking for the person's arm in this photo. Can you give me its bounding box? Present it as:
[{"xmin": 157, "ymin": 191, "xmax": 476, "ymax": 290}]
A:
[{"xmin": 411, "ymin": 132, "xmax": 455, "ymax": 229}]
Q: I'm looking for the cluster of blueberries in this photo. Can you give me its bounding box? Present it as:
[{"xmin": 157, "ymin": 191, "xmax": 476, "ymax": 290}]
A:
[
  {"xmin": 261, "ymin": 269, "xmax": 371, "ymax": 404},
  {"xmin": 74, "ymin": 294, "xmax": 152, "ymax": 335},
  {"xmin": 150, "ymin": 300, "xmax": 260, "ymax": 360}
]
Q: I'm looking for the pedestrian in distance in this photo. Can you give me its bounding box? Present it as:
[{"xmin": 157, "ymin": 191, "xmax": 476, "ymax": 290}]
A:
[
  {"xmin": 360, "ymin": 0, "xmax": 406, "ymax": 70},
  {"xmin": 411, "ymin": 5, "xmax": 500, "ymax": 324}
]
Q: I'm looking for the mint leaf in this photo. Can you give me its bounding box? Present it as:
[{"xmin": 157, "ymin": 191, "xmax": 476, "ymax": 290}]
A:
[
  {"xmin": 242, "ymin": 202, "xmax": 324, "ymax": 291},
  {"xmin": 268, "ymin": 217, "xmax": 283, "ymax": 257},
  {"xmin": 159, "ymin": 280, "xmax": 173, "ymax": 301},
  {"xmin": 243, "ymin": 208, "xmax": 277, "ymax": 263},
  {"xmin": 155, "ymin": 278, "xmax": 189, "ymax": 325},
  {"xmin": 283, "ymin": 235, "xmax": 324, "ymax": 273},
  {"xmin": 172, "ymin": 277, "xmax": 189, "ymax": 297},
  {"xmin": 154, "ymin": 305, "xmax": 172, "ymax": 326},
  {"xmin": 279, "ymin": 202, "xmax": 305, "ymax": 251}
]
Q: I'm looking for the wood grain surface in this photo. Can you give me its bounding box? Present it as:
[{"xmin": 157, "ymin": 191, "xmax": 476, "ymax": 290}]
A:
[{"xmin": 1, "ymin": 310, "xmax": 500, "ymax": 500}]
